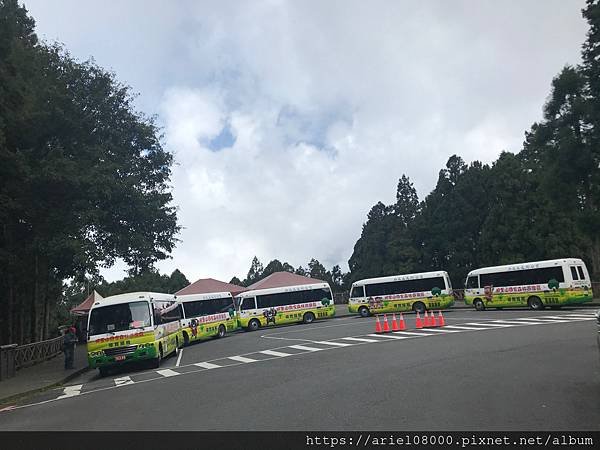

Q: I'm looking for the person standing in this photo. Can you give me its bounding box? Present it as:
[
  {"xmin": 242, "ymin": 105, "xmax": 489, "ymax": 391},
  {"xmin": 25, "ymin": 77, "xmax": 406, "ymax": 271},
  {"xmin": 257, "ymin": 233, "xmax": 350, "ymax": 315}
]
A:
[{"xmin": 63, "ymin": 326, "xmax": 78, "ymax": 370}]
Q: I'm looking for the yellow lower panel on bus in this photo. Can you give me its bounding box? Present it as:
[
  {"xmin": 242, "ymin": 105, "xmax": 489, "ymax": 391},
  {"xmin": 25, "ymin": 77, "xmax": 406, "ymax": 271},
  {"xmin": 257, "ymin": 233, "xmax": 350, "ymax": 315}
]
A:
[
  {"xmin": 183, "ymin": 318, "xmax": 239, "ymax": 343},
  {"xmin": 238, "ymin": 305, "xmax": 336, "ymax": 329},
  {"xmin": 348, "ymin": 295, "xmax": 454, "ymax": 315},
  {"xmin": 464, "ymin": 287, "xmax": 593, "ymax": 308}
]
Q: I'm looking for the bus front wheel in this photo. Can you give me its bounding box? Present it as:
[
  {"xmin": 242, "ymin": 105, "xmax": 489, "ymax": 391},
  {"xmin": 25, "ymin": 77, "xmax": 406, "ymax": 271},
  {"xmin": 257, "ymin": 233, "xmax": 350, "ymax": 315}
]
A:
[
  {"xmin": 412, "ymin": 302, "xmax": 426, "ymax": 314},
  {"xmin": 474, "ymin": 299, "xmax": 485, "ymax": 311},
  {"xmin": 247, "ymin": 319, "xmax": 260, "ymax": 332},
  {"xmin": 528, "ymin": 296, "xmax": 544, "ymax": 310},
  {"xmin": 303, "ymin": 312, "xmax": 315, "ymax": 324},
  {"xmin": 358, "ymin": 306, "xmax": 370, "ymax": 318},
  {"xmin": 216, "ymin": 324, "xmax": 226, "ymax": 338}
]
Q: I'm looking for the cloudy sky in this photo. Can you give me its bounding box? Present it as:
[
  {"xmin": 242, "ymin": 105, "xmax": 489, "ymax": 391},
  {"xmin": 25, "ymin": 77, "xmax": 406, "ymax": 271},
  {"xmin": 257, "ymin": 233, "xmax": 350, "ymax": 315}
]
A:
[{"xmin": 23, "ymin": 0, "xmax": 589, "ymax": 283}]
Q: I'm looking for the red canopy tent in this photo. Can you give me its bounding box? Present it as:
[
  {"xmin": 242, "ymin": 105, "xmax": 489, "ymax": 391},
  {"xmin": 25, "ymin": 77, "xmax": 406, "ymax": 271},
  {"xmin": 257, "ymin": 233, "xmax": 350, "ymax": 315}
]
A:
[
  {"xmin": 70, "ymin": 290, "xmax": 103, "ymax": 316},
  {"xmin": 246, "ymin": 272, "xmax": 325, "ymax": 290},
  {"xmin": 176, "ymin": 278, "xmax": 247, "ymax": 297}
]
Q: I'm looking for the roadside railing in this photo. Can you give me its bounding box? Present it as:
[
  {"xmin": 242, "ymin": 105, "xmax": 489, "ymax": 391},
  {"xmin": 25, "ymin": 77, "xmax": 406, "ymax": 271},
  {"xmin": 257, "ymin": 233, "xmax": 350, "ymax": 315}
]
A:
[
  {"xmin": 14, "ymin": 335, "xmax": 64, "ymax": 370},
  {"xmin": 0, "ymin": 335, "xmax": 65, "ymax": 381}
]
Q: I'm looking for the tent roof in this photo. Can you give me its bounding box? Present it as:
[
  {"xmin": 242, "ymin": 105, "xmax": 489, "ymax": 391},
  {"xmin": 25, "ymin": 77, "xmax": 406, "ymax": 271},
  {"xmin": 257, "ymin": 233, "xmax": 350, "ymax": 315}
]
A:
[
  {"xmin": 246, "ymin": 271, "xmax": 325, "ymax": 290},
  {"xmin": 176, "ymin": 278, "xmax": 247, "ymax": 297},
  {"xmin": 70, "ymin": 290, "xmax": 103, "ymax": 316}
]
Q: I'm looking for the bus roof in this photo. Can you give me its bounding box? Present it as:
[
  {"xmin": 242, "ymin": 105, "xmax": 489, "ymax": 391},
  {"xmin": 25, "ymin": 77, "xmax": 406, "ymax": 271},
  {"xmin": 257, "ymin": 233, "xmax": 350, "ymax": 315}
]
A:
[
  {"xmin": 236, "ymin": 282, "xmax": 331, "ymax": 298},
  {"xmin": 91, "ymin": 292, "xmax": 175, "ymax": 308},
  {"xmin": 467, "ymin": 258, "xmax": 586, "ymax": 277},
  {"xmin": 176, "ymin": 291, "xmax": 232, "ymax": 302},
  {"xmin": 351, "ymin": 271, "xmax": 449, "ymax": 287}
]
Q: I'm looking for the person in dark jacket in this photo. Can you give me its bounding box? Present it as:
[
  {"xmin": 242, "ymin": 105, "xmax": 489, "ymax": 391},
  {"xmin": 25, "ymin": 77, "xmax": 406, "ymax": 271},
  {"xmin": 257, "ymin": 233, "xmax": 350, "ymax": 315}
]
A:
[{"xmin": 63, "ymin": 326, "xmax": 78, "ymax": 369}]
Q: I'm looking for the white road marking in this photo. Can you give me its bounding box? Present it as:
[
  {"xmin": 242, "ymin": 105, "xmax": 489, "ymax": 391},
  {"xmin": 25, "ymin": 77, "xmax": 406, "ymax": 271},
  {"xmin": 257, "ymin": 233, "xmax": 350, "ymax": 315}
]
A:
[
  {"xmin": 259, "ymin": 349, "xmax": 293, "ymax": 357},
  {"xmin": 288, "ymin": 344, "xmax": 323, "ymax": 352},
  {"xmin": 466, "ymin": 322, "xmax": 513, "ymax": 328},
  {"xmin": 57, "ymin": 384, "xmax": 83, "ymax": 399},
  {"xmin": 494, "ymin": 320, "xmax": 545, "ymax": 325},
  {"xmin": 516, "ymin": 318, "xmax": 569, "ymax": 323},
  {"xmin": 176, "ymin": 349, "xmax": 183, "ymax": 367},
  {"xmin": 392, "ymin": 331, "xmax": 433, "ymax": 337},
  {"xmin": 114, "ymin": 376, "xmax": 134, "ymax": 387},
  {"xmin": 314, "ymin": 340, "xmax": 354, "ymax": 347},
  {"xmin": 419, "ymin": 328, "xmax": 463, "ymax": 333},
  {"xmin": 228, "ymin": 355, "xmax": 258, "ymax": 363},
  {"xmin": 443, "ymin": 325, "xmax": 488, "ymax": 331},
  {"xmin": 340, "ymin": 337, "xmax": 380, "ymax": 343},
  {"xmin": 194, "ymin": 362, "xmax": 221, "ymax": 369},
  {"xmin": 366, "ymin": 333, "xmax": 409, "ymax": 340},
  {"xmin": 157, "ymin": 369, "xmax": 180, "ymax": 377}
]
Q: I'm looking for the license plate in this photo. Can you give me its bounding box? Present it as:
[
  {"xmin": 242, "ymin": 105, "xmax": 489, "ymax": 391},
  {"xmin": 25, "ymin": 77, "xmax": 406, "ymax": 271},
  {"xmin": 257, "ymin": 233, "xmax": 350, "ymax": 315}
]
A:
[{"xmin": 115, "ymin": 355, "xmax": 126, "ymax": 361}]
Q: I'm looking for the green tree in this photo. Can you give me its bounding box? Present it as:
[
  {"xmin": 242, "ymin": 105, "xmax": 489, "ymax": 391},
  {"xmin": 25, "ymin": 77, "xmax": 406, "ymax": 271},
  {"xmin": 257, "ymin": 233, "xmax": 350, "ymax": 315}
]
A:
[{"xmin": 0, "ymin": 1, "xmax": 180, "ymax": 344}]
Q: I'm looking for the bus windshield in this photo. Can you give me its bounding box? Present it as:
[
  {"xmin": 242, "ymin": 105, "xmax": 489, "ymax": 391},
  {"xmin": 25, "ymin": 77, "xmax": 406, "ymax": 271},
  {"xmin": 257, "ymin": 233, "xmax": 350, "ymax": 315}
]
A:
[{"xmin": 88, "ymin": 301, "xmax": 151, "ymax": 336}]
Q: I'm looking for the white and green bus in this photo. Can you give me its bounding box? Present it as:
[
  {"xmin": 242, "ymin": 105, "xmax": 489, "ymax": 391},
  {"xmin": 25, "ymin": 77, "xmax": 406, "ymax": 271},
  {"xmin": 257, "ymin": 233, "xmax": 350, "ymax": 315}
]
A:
[
  {"xmin": 177, "ymin": 291, "xmax": 239, "ymax": 345},
  {"xmin": 87, "ymin": 292, "xmax": 183, "ymax": 376},
  {"xmin": 236, "ymin": 282, "xmax": 335, "ymax": 331},
  {"xmin": 464, "ymin": 258, "xmax": 593, "ymax": 311},
  {"xmin": 348, "ymin": 271, "xmax": 454, "ymax": 317}
]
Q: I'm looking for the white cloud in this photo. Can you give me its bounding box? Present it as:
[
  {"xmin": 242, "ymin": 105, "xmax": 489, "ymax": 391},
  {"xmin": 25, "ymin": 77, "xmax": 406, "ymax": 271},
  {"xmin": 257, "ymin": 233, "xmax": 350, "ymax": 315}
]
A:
[{"xmin": 22, "ymin": 0, "xmax": 590, "ymax": 282}]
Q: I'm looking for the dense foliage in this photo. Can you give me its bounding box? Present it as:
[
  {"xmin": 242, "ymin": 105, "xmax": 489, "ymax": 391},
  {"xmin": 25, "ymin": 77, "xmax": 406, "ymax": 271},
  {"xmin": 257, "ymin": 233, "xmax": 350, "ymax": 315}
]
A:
[
  {"xmin": 349, "ymin": 0, "xmax": 600, "ymax": 287},
  {"xmin": 0, "ymin": 1, "xmax": 180, "ymax": 344}
]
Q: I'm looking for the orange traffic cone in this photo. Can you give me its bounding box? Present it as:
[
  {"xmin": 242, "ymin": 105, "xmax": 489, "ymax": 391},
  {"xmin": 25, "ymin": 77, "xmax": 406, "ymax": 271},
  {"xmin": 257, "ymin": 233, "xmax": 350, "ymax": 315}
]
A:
[
  {"xmin": 391, "ymin": 313, "xmax": 399, "ymax": 331},
  {"xmin": 383, "ymin": 314, "xmax": 390, "ymax": 333},
  {"xmin": 375, "ymin": 315, "xmax": 383, "ymax": 333},
  {"xmin": 438, "ymin": 310, "xmax": 445, "ymax": 327},
  {"xmin": 423, "ymin": 311, "xmax": 430, "ymax": 328},
  {"xmin": 398, "ymin": 312, "xmax": 406, "ymax": 331},
  {"xmin": 415, "ymin": 311, "xmax": 423, "ymax": 329},
  {"xmin": 428, "ymin": 311, "xmax": 435, "ymax": 327}
]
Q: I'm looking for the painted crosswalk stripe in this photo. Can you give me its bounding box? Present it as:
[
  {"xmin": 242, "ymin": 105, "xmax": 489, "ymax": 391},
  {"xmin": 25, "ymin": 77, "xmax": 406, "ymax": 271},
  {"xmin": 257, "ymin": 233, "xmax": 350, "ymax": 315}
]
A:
[
  {"xmin": 466, "ymin": 322, "xmax": 513, "ymax": 328},
  {"xmin": 562, "ymin": 314, "xmax": 595, "ymax": 319},
  {"xmin": 493, "ymin": 320, "xmax": 542, "ymax": 325},
  {"xmin": 157, "ymin": 369, "xmax": 180, "ymax": 377},
  {"xmin": 114, "ymin": 376, "xmax": 134, "ymax": 387},
  {"xmin": 366, "ymin": 333, "xmax": 409, "ymax": 339},
  {"xmin": 57, "ymin": 384, "xmax": 83, "ymax": 399},
  {"xmin": 516, "ymin": 318, "xmax": 569, "ymax": 323},
  {"xmin": 340, "ymin": 337, "xmax": 380, "ymax": 343},
  {"xmin": 228, "ymin": 355, "xmax": 258, "ymax": 363},
  {"xmin": 194, "ymin": 362, "xmax": 221, "ymax": 369},
  {"xmin": 288, "ymin": 344, "xmax": 324, "ymax": 352},
  {"xmin": 391, "ymin": 331, "xmax": 433, "ymax": 337},
  {"xmin": 420, "ymin": 328, "xmax": 462, "ymax": 333},
  {"xmin": 314, "ymin": 341, "xmax": 354, "ymax": 347},
  {"xmin": 259, "ymin": 349, "xmax": 293, "ymax": 357},
  {"xmin": 443, "ymin": 325, "xmax": 488, "ymax": 331}
]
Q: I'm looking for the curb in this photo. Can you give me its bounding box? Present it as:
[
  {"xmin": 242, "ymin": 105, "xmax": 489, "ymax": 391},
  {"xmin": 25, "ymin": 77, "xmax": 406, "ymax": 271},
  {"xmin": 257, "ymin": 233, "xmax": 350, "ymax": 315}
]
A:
[{"xmin": 0, "ymin": 366, "xmax": 90, "ymax": 407}]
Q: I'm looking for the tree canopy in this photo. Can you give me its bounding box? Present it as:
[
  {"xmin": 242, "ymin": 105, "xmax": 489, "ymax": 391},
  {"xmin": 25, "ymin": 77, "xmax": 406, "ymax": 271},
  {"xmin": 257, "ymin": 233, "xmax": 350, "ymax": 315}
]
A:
[{"xmin": 0, "ymin": 0, "xmax": 180, "ymax": 344}]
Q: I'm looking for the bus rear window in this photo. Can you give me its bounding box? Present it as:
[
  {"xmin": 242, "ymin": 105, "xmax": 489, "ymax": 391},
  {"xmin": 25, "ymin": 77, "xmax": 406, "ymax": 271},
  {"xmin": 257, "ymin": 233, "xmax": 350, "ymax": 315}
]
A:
[{"xmin": 577, "ymin": 266, "xmax": 585, "ymax": 280}]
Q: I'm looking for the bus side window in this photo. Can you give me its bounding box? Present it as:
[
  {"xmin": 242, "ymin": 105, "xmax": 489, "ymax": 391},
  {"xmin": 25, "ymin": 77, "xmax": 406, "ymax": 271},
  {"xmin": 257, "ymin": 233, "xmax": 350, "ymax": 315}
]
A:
[
  {"xmin": 241, "ymin": 297, "xmax": 255, "ymax": 311},
  {"xmin": 577, "ymin": 266, "xmax": 585, "ymax": 280},
  {"xmin": 466, "ymin": 276, "xmax": 479, "ymax": 289},
  {"xmin": 570, "ymin": 266, "xmax": 579, "ymax": 280},
  {"xmin": 351, "ymin": 286, "xmax": 364, "ymax": 298}
]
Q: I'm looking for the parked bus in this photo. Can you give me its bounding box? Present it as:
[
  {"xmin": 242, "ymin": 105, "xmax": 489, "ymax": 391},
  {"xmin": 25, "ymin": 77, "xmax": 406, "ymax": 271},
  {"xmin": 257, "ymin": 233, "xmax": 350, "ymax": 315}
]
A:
[
  {"xmin": 236, "ymin": 282, "xmax": 335, "ymax": 331},
  {"xmin": 348, "ymin": 271, "xmax": 454, "ymax": 317},
  {"xmin": 464, "ymin": 258, "xmax": 593, "ymax": 311},
  {"xmin": 87, "ymin": 292, "xmax": 183, "ymax": 376},
  {"xmin": 177, "ymin": 291, "xmax": 239, "ymax": 345}
]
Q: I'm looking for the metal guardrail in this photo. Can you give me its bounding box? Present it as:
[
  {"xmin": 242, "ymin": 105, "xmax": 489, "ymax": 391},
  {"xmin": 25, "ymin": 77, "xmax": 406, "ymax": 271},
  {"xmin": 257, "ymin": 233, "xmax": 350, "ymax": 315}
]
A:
[{"xmin": 14, "ymin": 335, "xmax": 64, "ymax": 370}]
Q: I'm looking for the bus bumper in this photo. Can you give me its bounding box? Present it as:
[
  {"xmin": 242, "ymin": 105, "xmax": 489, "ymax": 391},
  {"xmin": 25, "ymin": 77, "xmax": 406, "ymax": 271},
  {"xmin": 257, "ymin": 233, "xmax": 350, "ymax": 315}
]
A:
[{"xmin": 88, "ymin": 344, "xmax": 158, "ymax": 369}]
